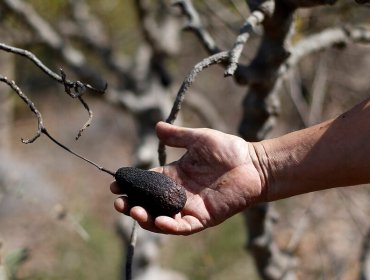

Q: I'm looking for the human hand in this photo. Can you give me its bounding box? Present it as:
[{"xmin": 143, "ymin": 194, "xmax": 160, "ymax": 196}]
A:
[{"xmin": 111, "ymin": 122, "xmax": 266, "ymax": 235}]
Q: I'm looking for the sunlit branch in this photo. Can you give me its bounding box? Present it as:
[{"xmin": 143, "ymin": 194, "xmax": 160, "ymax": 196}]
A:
[{"xmin": 158, "ymin": 51, "xmax": 229, "ymax": 165}]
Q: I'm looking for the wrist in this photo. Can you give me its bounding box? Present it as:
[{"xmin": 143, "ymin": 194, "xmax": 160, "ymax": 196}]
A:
[
  {"xmin": 248, "ymin": 142, "xmax": 272, "ymax": 203},
  {"xmin": 251, "ymin": 137, "xmax": 309, "ymax": 202},
  {"xmin": 251, "ymin": 121, "xmax": 334, "ymax": 202}
]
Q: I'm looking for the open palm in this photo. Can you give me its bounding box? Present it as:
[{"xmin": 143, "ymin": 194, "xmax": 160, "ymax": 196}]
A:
[{"xmin": 111, "ymin": 122, "xmax": 264, "ymax": 235}]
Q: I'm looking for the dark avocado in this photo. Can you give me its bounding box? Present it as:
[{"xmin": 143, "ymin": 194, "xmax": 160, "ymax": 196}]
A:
[{"xmin": 115, "ymin": 167, "xmax": 187, "ymax": 217}]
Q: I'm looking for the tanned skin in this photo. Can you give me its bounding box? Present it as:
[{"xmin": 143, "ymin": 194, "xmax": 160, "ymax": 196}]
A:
[{"xmin": 111, "ymin": 97, "xmax": 370, "ymax": 235}]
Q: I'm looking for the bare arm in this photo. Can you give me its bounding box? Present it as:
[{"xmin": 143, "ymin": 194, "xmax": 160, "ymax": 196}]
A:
[
  {"xmin": 111, "ymin": 97, "xmax": 370, "ymax": 235},
  {"xmin": 256, "ymin": 97, "xmax": 370, "ymax": 201}
]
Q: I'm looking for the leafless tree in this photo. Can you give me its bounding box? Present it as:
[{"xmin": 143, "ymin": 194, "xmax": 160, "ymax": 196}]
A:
[{"xmin": 0, "ymin": 0, "xmax": 369, "ymax": 279}]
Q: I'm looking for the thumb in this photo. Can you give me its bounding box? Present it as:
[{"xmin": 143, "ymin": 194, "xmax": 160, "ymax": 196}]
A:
[{"xmin": 156, "ymin": 122, "xmax": 196, "ymax": 148}]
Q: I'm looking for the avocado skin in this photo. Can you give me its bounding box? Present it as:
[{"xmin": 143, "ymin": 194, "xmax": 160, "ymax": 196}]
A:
[{"xmin": 115, "ymin": 167, "xmax": 187, "ymax": 217}]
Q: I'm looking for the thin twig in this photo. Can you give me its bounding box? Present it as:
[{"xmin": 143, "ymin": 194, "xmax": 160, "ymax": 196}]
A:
[
  {"xmin": 76, "ymin": 97, "xmax": 93, "ymax": 140},
  {"xmin": 158, "ymin": 51, "xmax": 229, "ymax": 165},
  {"xmin": 165, "ymin": 51, "xmax": 229, "ymax": 123},
  {"xmin": 60, "ymin": 69, "xmax": 93, "ymax": 139},
  {"xmin": 60, "ymin": 69, "xmax": 86, "ymax": 98},
  {"xmin": 0, "ymin": 75, "xmax": 44, "ymax": 143},
  {"xmin": 0, "ymin": 43, "xmax": 105, "ymax": 139},
  {"xmin": 0, "ymin": 43, "xmax": 107, "ymax": 94},
  {"xmin": 0, "ymin": 75, "xmax": 115, "ymax": 176},
  {"xmin": 173, "ymin": 0, "xmax": 221, "ymax": 55},
  {"xmin": 224, "ymin": 10, "xmax": 265, "ymax": 76},
  {"xmin": 125, "ymin": 221, "xmax": 138, "ymax": 280}
]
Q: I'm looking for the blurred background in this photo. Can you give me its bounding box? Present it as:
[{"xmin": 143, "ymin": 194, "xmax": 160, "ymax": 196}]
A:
[{"xmin": 0, "ymin": 0, "xmax": 369, "ymax": 279}]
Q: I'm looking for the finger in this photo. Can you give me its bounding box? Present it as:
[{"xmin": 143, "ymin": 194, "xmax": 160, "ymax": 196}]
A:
[
  {"xmin": 155, "ymin": 215, "xmax": 204, "ymax": 235},
  {"xmin": 149, "ymin": 164, "xmax": 176, "ymax": 177},
  {"xmin": 114, "ymin": 201, "xmax": 162, "ymax": 233},
  {"xmin": 149, "ymin": 166, "xmax": 164, "ymax": 173},
  {"xmin": 114, "ymin": 196, "xmax": 131, "ymax": 215},
  {"xmin": 156, "ymin": 121, "xmax": 197, "ymax": 148},
  {"xmin": 110, "ymin": 182, "xmax": 122, "ymax": 194},
  {"xmin": 130, "ymin": 206, "xmax": 162, "ymax": 234}
]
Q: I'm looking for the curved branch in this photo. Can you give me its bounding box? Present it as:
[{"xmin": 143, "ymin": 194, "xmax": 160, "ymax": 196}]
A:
[
  {"xmin": 0, "ymin": 75, "xmax": 43, "ymax": 143},
  {"xmin": 0, "ymin": 43, "xmax": 108, "ymax": 139},
  {"xmin": 0, "ymin": 75, "xmax": 114, "ymax": 175},
  {"xmin": 173, "ymin": 0, "xmax": 221, "ymax": 55},
  {"xmin": 0, "ymin": 43, "xmax": 106, "ymax": 94},
  {"xmin": 280, "ymin": 26, "xmax": 370, "ymax": 77},
  {"xmin": 158, "ymin": 51, "xmax": 229, "ymax": 165},
  {"xmin": 225, "ymin": 10, "xmax": 265, "ymax": 76},
  {"xmin": 165, "ymin": 51, "xmax": 229, "ymax": 124}
]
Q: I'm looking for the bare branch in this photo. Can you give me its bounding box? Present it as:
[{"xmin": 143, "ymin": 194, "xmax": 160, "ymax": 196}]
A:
[
  {"xmin": 237, "ymin": 1, "xmax": 299, "ymax": 278},
  {"xmin": 0, "ymin": 43, "xmax": 107, "ymax": 139},
  {"xmin": 224, "ymin": 10, "xmax": 265, "ymax": 76},
  {"xmin": 158, "ymin": 51, "xmax": 229, "ymax": 165},
  {"xmin": 60, "ymin": 69, "xmax": 86, "ymax": 98},
  {"xmin": 76, "ymin": 97, "xmax": 93, "ymax": 140},
  {"xmin": 0, "ymin": 43, "xmax": 106, "ymax": 94},
  {"xmin": 165, "ymin": 51, "xmax": 229, "ymax": 124},
  {"xmin": 0, "ymin": 75, "xmax": 114, "ymax": 175},
  {"xmin": 60, "ymin": 69, "xmax": 93, "ymax": 140},
  {"xmin": 42, "ymin": 129, "xmax": 115, "ymax": 176},
  {"xmin": 174, "ymin": 0, "xmax": 221, "ymax": 55},
  {"xmin": 0, "ymin": 75, "xmax": 43, "ymax": 143},
  {"xmin": 280, "ymin": 26, "xmax": 370, "ymax": 77},
  {"xmin": 125, "ymin": 221, "xmax": 138, "ymax": 280},
  {"xmin": 238, "ymin": 1, "xmax": 294, "ymax": 140},
  {"xmin": 174, "ymin": 0, "xmax": 266, "ymax": 81}
]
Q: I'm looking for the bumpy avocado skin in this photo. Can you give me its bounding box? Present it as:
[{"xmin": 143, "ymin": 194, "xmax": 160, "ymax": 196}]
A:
[{"xmin": 115, "ymin": 167, "xmax": 187, "ymax": 217}]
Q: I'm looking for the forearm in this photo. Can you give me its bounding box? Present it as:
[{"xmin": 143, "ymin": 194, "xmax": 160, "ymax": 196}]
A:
[{"xmin": 253, "ymin": 97, "xmax": 370, "ymax": 201}]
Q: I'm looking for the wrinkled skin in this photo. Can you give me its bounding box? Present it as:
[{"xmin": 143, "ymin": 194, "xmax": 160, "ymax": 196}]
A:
[{"xmin": 111, "ymin": 121, "xmax": 264, "ymax": 235}]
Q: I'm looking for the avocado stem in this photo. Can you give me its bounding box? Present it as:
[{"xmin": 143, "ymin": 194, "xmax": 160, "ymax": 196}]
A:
[{"xmin": 43, "ymin": 128, "xmax": 116, "ymax": 176}]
